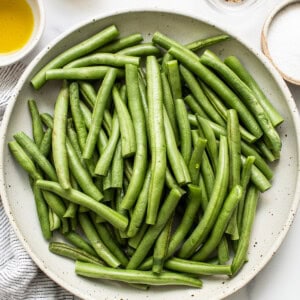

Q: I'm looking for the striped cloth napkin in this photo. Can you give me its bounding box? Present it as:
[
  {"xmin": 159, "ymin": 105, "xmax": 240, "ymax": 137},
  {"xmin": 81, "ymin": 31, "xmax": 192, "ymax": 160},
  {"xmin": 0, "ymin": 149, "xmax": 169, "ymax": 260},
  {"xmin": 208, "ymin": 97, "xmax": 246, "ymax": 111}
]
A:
[{"xmin": 0, "ymin": 63, "xmax": 74, "ymax": 300}]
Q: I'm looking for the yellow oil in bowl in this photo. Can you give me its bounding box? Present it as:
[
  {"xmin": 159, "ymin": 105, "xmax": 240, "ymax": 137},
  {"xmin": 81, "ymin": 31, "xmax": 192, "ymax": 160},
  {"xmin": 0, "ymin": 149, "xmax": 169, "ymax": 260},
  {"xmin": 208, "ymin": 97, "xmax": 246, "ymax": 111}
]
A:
[{"xmin": 0, "ymin": 0, "xmax": 34, "ymax": 54}]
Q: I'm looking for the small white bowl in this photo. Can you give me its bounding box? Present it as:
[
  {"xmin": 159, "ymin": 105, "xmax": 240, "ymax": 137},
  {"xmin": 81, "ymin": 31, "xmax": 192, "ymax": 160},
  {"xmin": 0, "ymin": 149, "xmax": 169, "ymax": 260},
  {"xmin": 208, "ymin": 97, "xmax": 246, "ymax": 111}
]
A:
[{"xmin": 0, "ymin": 0, "xmax": 45, "ymax": 67}]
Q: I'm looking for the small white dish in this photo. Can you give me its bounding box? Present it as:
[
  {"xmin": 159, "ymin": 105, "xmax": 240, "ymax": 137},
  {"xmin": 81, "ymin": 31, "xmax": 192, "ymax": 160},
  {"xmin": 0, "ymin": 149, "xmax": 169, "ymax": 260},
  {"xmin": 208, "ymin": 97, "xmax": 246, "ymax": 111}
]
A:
[
  {"xmin": 0, "ymin": 0, "xmax": 45, "ymax": 67},
  {"xmin": 261, "ymin": 0, "xmax": 300, "ymax": 85}
]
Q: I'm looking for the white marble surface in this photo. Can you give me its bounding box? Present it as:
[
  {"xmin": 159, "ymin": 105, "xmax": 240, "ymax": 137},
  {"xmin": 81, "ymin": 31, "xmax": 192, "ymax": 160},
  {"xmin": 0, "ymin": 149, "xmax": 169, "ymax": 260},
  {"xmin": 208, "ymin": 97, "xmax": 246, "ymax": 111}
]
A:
[{"xmin": 10, "ymin": 0, "xmax": 300, "ymax": 299}]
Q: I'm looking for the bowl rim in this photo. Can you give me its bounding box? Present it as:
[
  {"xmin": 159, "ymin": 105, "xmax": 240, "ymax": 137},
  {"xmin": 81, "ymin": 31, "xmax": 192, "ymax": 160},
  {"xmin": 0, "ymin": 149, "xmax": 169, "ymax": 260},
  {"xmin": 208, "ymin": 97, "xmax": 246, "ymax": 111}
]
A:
[
  {"xmin": 1, "ymin": 8, "xmax": 300, "ymax": 300},
  {"xmin": 0, "ymin": 0, "xmax": 45, "ymax": 67}
]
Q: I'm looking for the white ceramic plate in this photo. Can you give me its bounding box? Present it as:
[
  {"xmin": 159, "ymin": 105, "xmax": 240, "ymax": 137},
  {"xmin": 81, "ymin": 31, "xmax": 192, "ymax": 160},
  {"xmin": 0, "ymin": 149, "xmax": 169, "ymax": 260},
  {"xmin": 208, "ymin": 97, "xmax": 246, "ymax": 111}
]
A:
[{"xmin": 1, "ymin": 10, "xmax": 300, "ymax": 300}]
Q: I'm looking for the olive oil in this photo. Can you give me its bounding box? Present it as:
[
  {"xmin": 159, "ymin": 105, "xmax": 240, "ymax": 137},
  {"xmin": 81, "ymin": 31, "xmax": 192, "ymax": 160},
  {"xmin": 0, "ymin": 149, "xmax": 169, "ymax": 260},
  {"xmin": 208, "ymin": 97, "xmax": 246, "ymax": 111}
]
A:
[{"xmin": 0, "ymin": 0, "xmax": 34, "ymax": 54}]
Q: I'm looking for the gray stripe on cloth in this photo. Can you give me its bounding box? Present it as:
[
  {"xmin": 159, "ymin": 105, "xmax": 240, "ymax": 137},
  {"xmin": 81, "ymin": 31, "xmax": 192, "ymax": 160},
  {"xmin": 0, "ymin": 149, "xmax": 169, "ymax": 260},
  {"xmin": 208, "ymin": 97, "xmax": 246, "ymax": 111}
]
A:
[{"xmin": 0, "ymin": 64, "xmax": 74, "ymax": 299}]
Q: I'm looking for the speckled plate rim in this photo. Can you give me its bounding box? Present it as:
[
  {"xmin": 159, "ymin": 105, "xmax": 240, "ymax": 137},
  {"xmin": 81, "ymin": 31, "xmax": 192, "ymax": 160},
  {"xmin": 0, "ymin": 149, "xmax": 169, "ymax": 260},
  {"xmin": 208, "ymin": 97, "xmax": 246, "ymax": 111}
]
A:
[{"xmin": 1, "ymin": 8, "xmax": 300, "ymax": 300}]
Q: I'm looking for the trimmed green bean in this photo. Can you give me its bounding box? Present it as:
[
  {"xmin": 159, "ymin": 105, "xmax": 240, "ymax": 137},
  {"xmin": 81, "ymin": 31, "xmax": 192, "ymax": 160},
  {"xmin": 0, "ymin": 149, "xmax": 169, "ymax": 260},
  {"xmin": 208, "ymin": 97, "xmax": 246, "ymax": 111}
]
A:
[
  {"xmin": 112, "ymin": 86, "xmax": 136, "ymax": 158},
  {"xmin": 224, "ymin": 55, "xmax": 284, "ymax": 127},
  {"xmin": 94, "ymin": 113, "xmax": 120, "ymax": 176},
  {"xmin": 200, "ymin": 151, "xmax": 215, "ymax": 199},
  {"xmin": 165, "ymin": 257, "xmax": 232, "ymax": 276},
  {"xmin": 175, "ymin": 99, "xmax": 192, "ymax": 165},
  {"xmin": 192, "ymin": 185, "xmax": 242, "ymax": 261},
  {"xmin": 83, "ymin": 68, "xmax": 118, "ymax": 159},
  {"xmin": 33, "ymin": 182, "xmax": 51, "ymax": 240},
  {"xmin": 128, "ymin": 223, "xmax": 149, "ymax": 249},
  {"xmin": 110, "ymin": 140, "xmax": 123, "ymax": 189},
  {"xmin": 152, "ymin": 214, "xmax": 174, "ymax": 274},
  {"xmin": 166, "ymin": 60, "xmax": 182, "ymax": 100},
  {"xmin": 36, "ymin": 180, "xmax": 128, "ymax": 231},
  {"xmin": 28, "ymin": 99, "xmax": 44, "ymax": 147},
  {"xmin": 146, "ymin": 56, "xmax": 167, "ymax": 225},
  {"xmin": 49, "ymin": 209, "xmax": 61, "ymax": 231},
  {"xmin": 69, "ymin": 82, "xmax": 87, "ymax": 151},
  {"xmin": 64, "ymin": 231, "xmax": 97, "ymax": 257},
  {"xmin": 13, "ymin": 132, "xmax": 57, "ymax": 181},
  {"xmin": 97, "ymin": 33, "xmax": 143, "ymax": 53},
  {"xmin": 187, "ymin": 34, "xmax": 230, "ymax": 52},
  {"xmin": 127, "ymin": 188, "xmax": 185, "ymax": 269},
  {"xmin": 184, "ymin": 94, "xmax": 209, "ymax": 119},
  {"xmin": 78, "ymin": 213, "xmax": 121, "ymax": 268},
  {"xmin": 31, "ymin": 25, "xmax": 119, "ymax": 89},
  {"xmin": 8, "ymin": 141, "xmax": 42, "ymax": 181},
  {"xmin": 189, "ymin": 137, "xmax": 207, "ymax": 185},
  {"xmin": 49, "ymin": 242, "xmax": 103, "ymax": 265},
  {"xmin": 232, "ymin": 185, "xmax": 259, "ymax": 275},
  {"xmin": 42, "ymin": 190, "xmax": 66, "ymax": 219},
  {"xmin": 117, "ymin": 43, "xmax": 161, "ymax": 56},
  {"xmin": 75, "ymin": 261, "xmax": 202, "ymax": 287},
  {"xmin": 218, "ymin": 236, "xmax": 230, "ymax": 264},
  {"xmin": 179, "ymin": 135, "xmax": 229, "ymax": 258},
  {"xmin": 167, "ymin": 184, "xmax": 202, "ymax": 258},
  {"xmin": 120, "ymin": 64, "xmax": 148, "ymax": 210},
  {"xmin": 64, "ymin": 53, "xmax": 140, "ymax": 68},
  {"xmin": 39, "ymin": 128, "xmax": 52, "ymax": 157},
  {"xmin": 161, "ymin": 72, "xmax": 179, "ymax": 143}
]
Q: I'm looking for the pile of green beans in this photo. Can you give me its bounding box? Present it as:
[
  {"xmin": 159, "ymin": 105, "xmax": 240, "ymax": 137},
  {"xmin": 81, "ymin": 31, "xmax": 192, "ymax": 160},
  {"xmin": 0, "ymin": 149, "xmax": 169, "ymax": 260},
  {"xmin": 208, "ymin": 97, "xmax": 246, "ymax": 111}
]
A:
[{"xmin": 8, "ymin": 24, "xmax": 283, "ymax": 290}]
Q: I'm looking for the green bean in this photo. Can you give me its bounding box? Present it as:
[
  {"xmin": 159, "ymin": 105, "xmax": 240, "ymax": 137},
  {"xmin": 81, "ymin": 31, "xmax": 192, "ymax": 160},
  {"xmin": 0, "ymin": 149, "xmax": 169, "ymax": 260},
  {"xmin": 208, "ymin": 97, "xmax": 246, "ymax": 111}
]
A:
[
  {"xmin": 28, "ymin": 99, "xmax": 44, "ymax": 147},
  {"xmin": 218, "ymin": 235, "xmax": 230, "ymax": 264},
  {"xmin": 83, "ymin": 68, "xmax": 118, "ymax": 159},
  {"xmin": 166, "ymin": 60, "xmax": 182, "ymax": 100},
  {"xmin": 241, "ymin": 141, "xmax": 273, "ymax": 180},
  {"xmin": 186, "ymin": 34, "xmax": 230, "ymax": 52},
  {"xmin": 192, "ymin": 185, "xmax": 242, "ymax": 261},
  {"xmin": 243, "ymin": 157, "xmax": 271, "ymax": 192},
  {"xmin": 94, "ymin": 113, "xmax": 120, "ymax": 176},
  {"xmin": 128, "ymin": 223, "xmax": 149, "ymax": 249},
  {"xmin": 225, "ymin": 110, "xmax": 241, "ymax": 239},
  {"xmin": 121, "ymin": 64, "xmax": 148, "ymax": 209},
  {"xmin": 184, "ymin": 95, "xmax": 209, "ymax": 119},
  {"xmin": 78, "ymin": 81, "xmax": 96, "ymax": 108},
  {"xmin": 168, "ymin": 46, "xmax": 263, "ymax": 139},
  {"xmin": 163, "ymin": 108, "xmax": 191, "ymax": 186},
  {"xmin": 175, "ymin": 99, "xmax": 192, "ymax": 165},
  {"xmin": 92, "ymin": 220, "xmax": 129, "ymax": 267},
  {"xmin": 138, "ymin": 71, "xmax": 149, "ymax": 130},
  {"xmin": 78, "ymin": 213, "xmax": 121, "ymax": 268},
  {"xmin": 64, "ymin": 201, "xmax": 78, "ymax": 218},
  {"xmin": 8, "ymin": 141, "xmax": 42, "ymax": 181},
  {"xmin": 146, "ymin": 56, "xmax": 167, "ymax": 225},
  {"xmin": 42, "ymin": 190, "xmax": 66, "ymax": 219},
  {"xmin": 224, "ymin": 55, "xmax": 284, "ymax": 127},
  {"xmin": 180, "ymin": 65, "xmax": 225, "ymax": 126},
  {"xmin": 197, "ymin": 116, "xmax": 218, "ymax": 172},
  {"xmin": 165, "ymin": 167, "xmax": 179, "ymax": 190},
  {"xmin": 165, "ymin": 257, "xmax": 232, "ymax": 276},
  {"xmin": 237, "ymin": 156, "xmax": 256, "ymax": 231},
  {"xmin": 232, "ymin": 185, "xmax": 259, "ymax": 275},
  {"xmin": 179, "ymin": 135, "xmax": 229, "ymax": 258},
  {"xmin": 256, "ymin": 140, "xmax": 276, "ymax": 162},
  {"xmin": 75, "ymin": 261, "xmax": 202, "ymax": 287},
  {"xmin": 36, "ymin": 180, "xmax": 128, "ymax": 231},
  {"xmin": 31, "ymin": 25, "xmax": 119, "ymax": 89},
  {"xmin": 13, "ymin": 132, "xmax": 57, "ymax": 181},
  {"xmin": 39, "ymin": 128, "xmax": 52, "ymax": 157},
  {"xmin": 32, "ymin": 182, "xmax": 51, "ymax": 240},
  {"xmin": 49, "ymin": 209, "xmax": 61, "ymax": 231},
  {"xmin": 52, "ymin": 81, "xmax": 70, "ymax": 189},
  {"xmin": 127, "ymin": 187, "xmax": 185, "ymax": 269},
  {"xmin": 97, "ymin": 33, "xmax": 143, "ymax": 53},
  {"xmin": 124, "ymin": 160, "xmax": 133, "ymax": 181},
  {"xmin": 69, "ymin": 82, "xmax": 87, "ymax": 151},
  {"xmin": 110, "ymin": 140, "xmax": 123, "ymax": 189},
  {"xmin": 200, "ymin": 50, "xmax": 281, "ymax": 153},
  {"xmin": 64, "ymin": 53, "xmax": 140, "ymax": 68},
  {"xmin": 188, "ymin": 138, "xmax": 207, "ymax": 185},
  {"xmin": 64, "ymin": 231, "xmax": 97, "ymax": 257},
  {"xmin": 152, "ymin": 214, "xmax": 174, "ymax": 274},
  {"xmin": 66, "ymin": 139, "xmax": 103, "ymax": 201},
  {"xmin": 40, "ymin": 113, "xmax": 54, "ymax": 128},
  {"xmin": 114, "ymin": 189, "xmax": 128, "ymax": 239},
  {"xmin": 167, "ymin": 184, "xmax": 202, "ymax": 258},
  {"xmin": 112, "ymin": 86, "xmax": 136, "ymax": 158},
  {"xmin": 46, "ymin": 66, "xmax": 124, "ymax": 81},
  {"xmin": 161, "ymin": 72, "xmax": 179, "ymax": 143},
  {"xmin": 199, "ymin": 175, "xmax": 209, "ymax": 211},
  {"xmin": 49, "ymin": 242, "xmax": 103, "ymax": 265},
  {"xmin": 117, "ymin": 43, "xmax": 161, "ymax": 56},
  {"xmin": 200, "ymin": 151, "xmax": 215, "ymax": 199}
]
